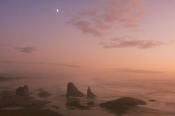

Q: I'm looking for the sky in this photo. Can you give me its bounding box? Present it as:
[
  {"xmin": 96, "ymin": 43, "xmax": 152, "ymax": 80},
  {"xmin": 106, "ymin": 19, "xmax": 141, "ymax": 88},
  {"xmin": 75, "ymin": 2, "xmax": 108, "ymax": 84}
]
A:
[{"xmin": 1, "ymin": 0, "xmax": 175, "ymax": 78}]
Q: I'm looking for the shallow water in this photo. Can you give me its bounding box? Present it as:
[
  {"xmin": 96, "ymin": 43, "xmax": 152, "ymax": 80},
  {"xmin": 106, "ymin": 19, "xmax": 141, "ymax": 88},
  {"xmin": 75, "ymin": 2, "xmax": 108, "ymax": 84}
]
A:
[{"xmin": 1, "ymin": 75, "xmax": 175, "ymax": 116}]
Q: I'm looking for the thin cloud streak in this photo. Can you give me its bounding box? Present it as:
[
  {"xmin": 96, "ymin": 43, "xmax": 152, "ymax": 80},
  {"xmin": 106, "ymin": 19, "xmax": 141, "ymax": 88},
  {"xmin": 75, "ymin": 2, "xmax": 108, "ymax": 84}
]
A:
[
  {"xmin": 114, "ymin": 68, "xmax": 164, "ymax": 74},
  {"xmin": 102, "ymin": 37, "xmax": 164, "ymax": 49},
  {"xmin": 0, "ymin": 61, "xmax": 15, "ymax": 64},
  {"xmin": 15, "ymin": 47, "xmax": 36, "ymax": 53},
  {"xmin": 0, "ymin": 61, "xmax": 80, "ymax": 68},
  {"xmin": 48, "ymin": 63, "xmax": 80, "ymax": 68}
]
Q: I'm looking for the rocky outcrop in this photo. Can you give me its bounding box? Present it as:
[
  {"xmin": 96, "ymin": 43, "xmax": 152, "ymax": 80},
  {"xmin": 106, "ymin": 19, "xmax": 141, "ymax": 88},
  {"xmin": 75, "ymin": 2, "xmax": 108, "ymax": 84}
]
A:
[
  {"xmin": 87, "ymin": 87, "xmax": 96, "ymax": 98},
  {"xmin": 37, "ymin": 89, "xmax": 51, "ymax": 98},
  {"xmin": 100, "ymin": 97, "xmax": 146, "ymax": 115},
  {"xmin": 0, "ymin": 89, "xmax": 62, "ymax": 116},
  {"xmin": 16, "ymin": 85, "xmax": 29, "ymax": 96},
  {"xmin": 66, "ymin": 82, "xmax": 83, "ymax": 97}
]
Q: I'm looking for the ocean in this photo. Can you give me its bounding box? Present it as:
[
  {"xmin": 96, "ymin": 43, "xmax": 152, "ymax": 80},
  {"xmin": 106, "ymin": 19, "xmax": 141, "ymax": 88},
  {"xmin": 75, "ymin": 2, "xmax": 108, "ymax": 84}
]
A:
[{"xmin": 1, "ymin": 74, "xmax": 175, "ymax": 116}]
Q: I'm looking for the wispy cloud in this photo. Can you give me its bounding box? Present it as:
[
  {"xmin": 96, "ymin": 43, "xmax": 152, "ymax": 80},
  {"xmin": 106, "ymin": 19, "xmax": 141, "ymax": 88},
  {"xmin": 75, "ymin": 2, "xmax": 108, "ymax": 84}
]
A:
[
  {"xmin": 69, "ymin": 0, "xmax": 167, "ymax": 49},
  {"xmin": 0, "ymin": 76, "xmax": 22, "ymax": 81},
  {"xmin": 0, "ymin": 61, "xmax": 80, "ymax": 68},
  {"xmin": 114, "ymin": 68, "xmax": 164, "ymax": 74},
  {"xmin": 0, "ymin": 60, "xmax": 15, "ymax": 64},
  {"xmin": 101, "ymin": 37, "xmax": 164, "ymax": 49},
  {"xmin": 15, "ymin": 47, "xmax": 36, "ymax": 53},
  {"xmin": 48, "ymin": 63, "xmax": 80, "ymax": 68},
  {"xmin": 70, "ymin": 0, "xmax": 145, "ymax": 36}
]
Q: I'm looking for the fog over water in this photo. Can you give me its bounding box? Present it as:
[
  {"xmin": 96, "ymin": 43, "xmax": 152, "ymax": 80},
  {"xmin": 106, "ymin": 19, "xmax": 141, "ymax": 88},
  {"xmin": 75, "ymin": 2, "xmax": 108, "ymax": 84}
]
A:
[{"xmin": 1, "ymin": 73, "xmax": 175, "ymax": 116}]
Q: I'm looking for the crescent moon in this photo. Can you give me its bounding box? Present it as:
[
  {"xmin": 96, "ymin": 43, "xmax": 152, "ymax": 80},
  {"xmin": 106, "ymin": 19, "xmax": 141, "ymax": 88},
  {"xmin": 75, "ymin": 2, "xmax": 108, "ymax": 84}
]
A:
[{"xmin": 56, "ymin": 9, "xmax": 60, "ymax": 14}]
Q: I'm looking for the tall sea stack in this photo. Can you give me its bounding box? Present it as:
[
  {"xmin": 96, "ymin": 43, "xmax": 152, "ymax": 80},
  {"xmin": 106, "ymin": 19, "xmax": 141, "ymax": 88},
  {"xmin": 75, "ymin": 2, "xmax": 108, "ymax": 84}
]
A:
[
  {"xmin": 87, "ymin": 87, "xmax": 96, "ymax": 98},
  {"xmin": 66, "ymin": 82, "xmax": 84, "ymax": 97}
]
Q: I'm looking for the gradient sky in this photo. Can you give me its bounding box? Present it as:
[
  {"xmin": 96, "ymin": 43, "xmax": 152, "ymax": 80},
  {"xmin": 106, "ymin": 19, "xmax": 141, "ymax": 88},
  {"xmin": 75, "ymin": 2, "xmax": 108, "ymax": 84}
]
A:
[{"xmin": 1, "ymin": 0, "xmax": 175, "ymax": 78}]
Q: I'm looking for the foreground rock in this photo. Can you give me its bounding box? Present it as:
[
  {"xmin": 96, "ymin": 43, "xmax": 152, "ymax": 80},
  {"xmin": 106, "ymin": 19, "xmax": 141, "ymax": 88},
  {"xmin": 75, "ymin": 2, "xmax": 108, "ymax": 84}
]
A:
[
  {"xmin": 0, "ymin": 109, "xmax": 62, "ymax": 116},
  {"xmin": 100, "ymin": 97, "xmax": 146, "ymax": 115},
  {"xmin": 0, "ymin": 91, "xmax": 48, "ymax": 109},
  {"xmin": 66, "ymin": 82, "xmax": 83, "ymax": 97},
  {"xmin": 87, "ymin": 87, "xmax": 96, "ymax": 98},
  {"xmin": 16, "ymin": 85, "xmax": 29, "ymax": 96},
  {"xmin": 0, "ymin": 90, "xmax": 62, "ymax": 116}
]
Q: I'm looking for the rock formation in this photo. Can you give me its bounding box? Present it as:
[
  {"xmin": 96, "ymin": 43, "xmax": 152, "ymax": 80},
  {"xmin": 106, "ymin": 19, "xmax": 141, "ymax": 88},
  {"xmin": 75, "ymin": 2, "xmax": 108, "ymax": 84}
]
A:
[
  {"xmin": 37, "ymin": 89, "xmax": 51, "ymax": 98},
  {"xmin": 16, "ymin": 85, "xmax": 29, "ymax": 96},
  {"xmin": 0, "ymin": 88, "xmax": 62, "ymax": 116},
  {"xmin": 87, "ymin": 87, "xmax": 96, "ymax": 98},
  {"xmin": 66, "ymin": 82, "xmax": 83, "ymax": 97},
  {"xmin": 100, "ymin": 97, "xmax": 146, "ymax": 115}
]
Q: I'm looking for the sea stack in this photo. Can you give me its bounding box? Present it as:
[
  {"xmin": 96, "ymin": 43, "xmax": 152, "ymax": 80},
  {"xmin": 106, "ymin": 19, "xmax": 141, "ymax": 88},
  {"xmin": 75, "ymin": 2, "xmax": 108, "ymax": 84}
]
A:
[
  {"xmin": 66, "ymin": 82, "xmax": 84, "ymax": 97},
  {"xmin": 16, "ymin": 85, "xmax": 29, "ymax": 96},
  {"xmin": 87, "ymin": 87, "xmax": 96, "ymax": 98}
]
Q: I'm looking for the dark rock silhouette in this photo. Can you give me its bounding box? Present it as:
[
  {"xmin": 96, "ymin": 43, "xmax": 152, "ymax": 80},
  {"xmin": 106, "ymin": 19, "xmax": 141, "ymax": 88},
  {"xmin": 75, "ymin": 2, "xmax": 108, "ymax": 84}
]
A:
[
  {"xmin": 100, "ymin": 97, "xmax": 146, "ymax": 115},
  {"xmin": 87, "ymin": 87, "xmax": 96, "ymax": 98},
  {"xmin": 37, "ymin": 89, "xmax": 51, "ymax": 98},
  {"xmin": 0, "ymin": 109, "xmax": 62, "ymax": 116},
  {"xmin": 16, "ymin": 85, "xmax": 29, "ymax": 96},
  {"xmin": 0, "ymin": 90, "xmax": 62, "ymax": 116},
  {"xmin": 66, "ymin": 82, "xmax": 83, "ymax": 97},
  {"xmin": 149, "ymin": 99, "xmax": 156, "ymax": 102}
]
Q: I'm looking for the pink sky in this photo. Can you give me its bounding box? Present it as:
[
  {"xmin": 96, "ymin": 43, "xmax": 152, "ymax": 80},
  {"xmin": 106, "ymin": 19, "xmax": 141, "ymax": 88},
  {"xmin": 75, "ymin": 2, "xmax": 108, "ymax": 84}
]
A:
[{"xmin": 1, "ymin": 0, "xmax": 175, "ymax": 78}]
